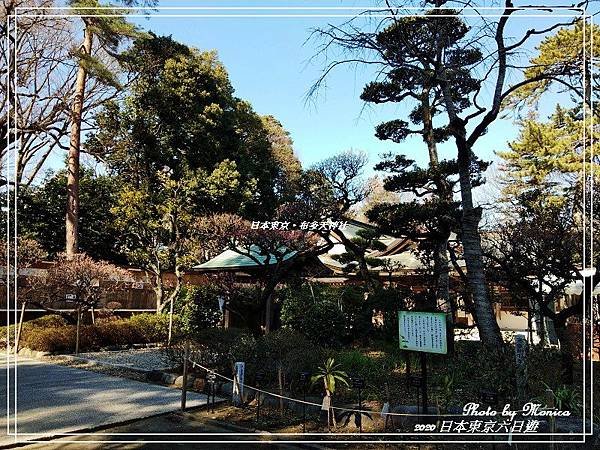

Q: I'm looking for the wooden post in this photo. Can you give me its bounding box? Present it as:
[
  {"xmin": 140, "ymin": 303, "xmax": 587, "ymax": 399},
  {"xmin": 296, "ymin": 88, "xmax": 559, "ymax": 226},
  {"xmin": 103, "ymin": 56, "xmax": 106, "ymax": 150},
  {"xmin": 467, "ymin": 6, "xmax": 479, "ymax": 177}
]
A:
[
  {"xmin": 75, "ymin": 306, "xmax": 81, "ymax": 355},
  {"xmin": 420, "ymin": 352, "xmax": 428, "ymax": 414},
  {"xmin": 278, "ymin": 365, "xmax": 284, "ymax": 414},
  {"xmin": 14, "ymin": 301, "xmax": 26, "ymax": 353},
  {"xmin": 181, "ymin": 340, "xmax": 190, "ymax": 411},
  {"xmin": 545, "ymin": 388, "xmax": 555, "ymax": 450},
  {"xmin": 405, "ymin": 351, "xmax": 411, "ymax": 387},
  {"xmin": 358, "ymin": 385, "xmax": 363, "ymax": 434},
  {"xmin": 223, "ymin": 308, "xmax": 230, "ymax": 329},
  {"xmin": 168, "ymin": 296, "xmax": 174, "ymax": 346},
  {"xmin": 515, "ymin": 335, "xmax": 528, "ymax": 404}
]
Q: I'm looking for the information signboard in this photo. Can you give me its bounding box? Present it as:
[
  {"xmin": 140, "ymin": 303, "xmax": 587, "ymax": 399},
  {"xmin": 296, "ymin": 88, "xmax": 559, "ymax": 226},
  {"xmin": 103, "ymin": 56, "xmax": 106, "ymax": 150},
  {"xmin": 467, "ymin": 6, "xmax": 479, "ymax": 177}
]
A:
[{"xmin": 398, "ymin": 311, "xmax": 447, "ymax": 354}]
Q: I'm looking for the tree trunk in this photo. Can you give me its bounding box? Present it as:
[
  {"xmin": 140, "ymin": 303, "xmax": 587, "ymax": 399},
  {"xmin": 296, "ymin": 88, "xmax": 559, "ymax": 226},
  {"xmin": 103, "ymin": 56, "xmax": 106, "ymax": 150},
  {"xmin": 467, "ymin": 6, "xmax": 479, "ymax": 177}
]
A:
[
  {"xmin": 154, "ymin": 272, "xmax": 164, "ymax": 313},
  {"xmin": 334, "ymin": 231, "xmax": 376, "ymax": 291},
  {"xmin": 66, "ymin": 26, "xmax": 93, "ymax": 257},
  {"xmin": 455, "ymin": 132, "xmax": 503, "ymax": 349},
  {"xmin": 263, "ymin": 288, "xmax": 276, "ymax": 334},
  {"xmin": 555, "ymin": 323, "xmax": 574, "ymax": 385},
  {"xmin": 166, "ymin": 264, "xmax": 184, "ymax": 344},
  {"xmin": 423, "ymin": 92, "xmax": 455, "ymax": 352},
  {"xmin": 434, "ymin": 238, "xmax": 454, "ymax": 354},
  {"xmin": 261, "ymin": 272, "xmax": 281, "ymax": 334}
]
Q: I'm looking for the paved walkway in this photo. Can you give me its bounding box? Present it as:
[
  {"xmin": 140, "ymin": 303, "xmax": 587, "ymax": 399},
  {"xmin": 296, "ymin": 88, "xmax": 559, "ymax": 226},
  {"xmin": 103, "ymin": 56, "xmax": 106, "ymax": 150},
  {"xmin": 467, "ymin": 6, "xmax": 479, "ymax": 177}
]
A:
[{"xmin": 0, "ymin": 358, "xmax": 211, "ymax": 447}]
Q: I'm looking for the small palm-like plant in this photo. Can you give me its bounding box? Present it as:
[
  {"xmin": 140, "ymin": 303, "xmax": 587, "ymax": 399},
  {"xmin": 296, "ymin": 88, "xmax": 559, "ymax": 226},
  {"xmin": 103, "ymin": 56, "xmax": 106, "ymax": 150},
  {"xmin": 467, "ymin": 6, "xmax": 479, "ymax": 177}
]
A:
[
  {"xmin": 311, "ymin": 358, "xmax": 349, "ymax": 429},
  {"xmin": 542, "ymin": 382, "xmax": 582, "ymax": 413}
]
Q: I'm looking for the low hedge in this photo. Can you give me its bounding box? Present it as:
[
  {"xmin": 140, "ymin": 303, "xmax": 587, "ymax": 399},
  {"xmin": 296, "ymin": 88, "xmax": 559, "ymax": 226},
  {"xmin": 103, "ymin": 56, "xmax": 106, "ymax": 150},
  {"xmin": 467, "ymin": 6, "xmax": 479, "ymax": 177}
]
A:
[{"xmin": 15, "ymin": 313, "xmax": 180, "ymax": 354}]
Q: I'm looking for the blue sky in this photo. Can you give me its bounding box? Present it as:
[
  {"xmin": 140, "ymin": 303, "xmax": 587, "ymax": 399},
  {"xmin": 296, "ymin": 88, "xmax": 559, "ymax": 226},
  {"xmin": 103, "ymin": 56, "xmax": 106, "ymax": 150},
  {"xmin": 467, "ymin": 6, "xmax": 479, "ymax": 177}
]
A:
[
  {"xmin": 131, "ymin": 13, "xmax": 407, "ymax": 169},
  {"xmin": 122, "ymin": 1, "xmax": 581, "ymax": 179}
]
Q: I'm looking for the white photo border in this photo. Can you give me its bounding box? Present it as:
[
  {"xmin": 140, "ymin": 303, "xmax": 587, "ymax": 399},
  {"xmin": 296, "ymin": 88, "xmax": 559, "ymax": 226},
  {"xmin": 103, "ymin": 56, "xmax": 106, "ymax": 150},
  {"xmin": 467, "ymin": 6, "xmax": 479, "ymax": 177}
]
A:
[{"xmin": 4, "ymin": 3, "xmax": 595, "ymax": 446}]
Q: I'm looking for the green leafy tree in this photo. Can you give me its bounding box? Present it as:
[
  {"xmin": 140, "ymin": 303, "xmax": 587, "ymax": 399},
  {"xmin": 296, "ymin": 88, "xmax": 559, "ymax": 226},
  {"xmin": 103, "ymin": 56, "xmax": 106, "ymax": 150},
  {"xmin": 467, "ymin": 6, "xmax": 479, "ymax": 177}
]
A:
[
  {"xmin": 197, "ymin": 212, "xmax": 334, "ymax": 334},
  {"xmin": 498, "ymin": 106, "xmax": 600, "ymax": 204},
  {"xmin": 111, "ymin": 169, "xmax": 202, "ymax": 314},
  {"xmin": 87, "ymin": 34, "xmax": 288, "ymax": 218},
  {"xmin": 507, "ymin": 21, "xmax": 599, "ymax": 110},
  {"xmin": 312, "ymin": 2, "xmax": 589, "ymax": 349},
  {"xmin": 311, "ymin": 9, "xmax": 503, "ymax": 346},
  {"xmin": 15, "ymin": 168, "xmax": 123, "ymax": 262},
  {"xmin": 500, "ymin": 21, "xmax": 600, "ymax": 205},
  {"xmin": 178, "ymin": 285, "xmax": 223, "ymax": 337},
  {"xmin": 312, "ymin": 150, "xmax": 382, "ymax": 288},
  {"xmin": 261, "ymin": 115, "xmax": 303, "ymax": 204},
  {"xmin": 356, "ymin": 13, "xmax": 487, "ymax": 324},
  {"xmin": 88, "ymin": 35, "xmax": 301, "ymax": 326}
]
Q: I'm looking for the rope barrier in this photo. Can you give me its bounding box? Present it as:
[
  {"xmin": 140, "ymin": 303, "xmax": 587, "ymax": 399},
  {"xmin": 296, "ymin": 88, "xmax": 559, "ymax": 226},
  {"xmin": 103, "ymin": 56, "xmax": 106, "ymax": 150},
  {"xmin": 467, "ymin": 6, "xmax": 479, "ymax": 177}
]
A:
[{"xmin": 186, "ymin": 357, "xmax": 550, "ymax": 418}]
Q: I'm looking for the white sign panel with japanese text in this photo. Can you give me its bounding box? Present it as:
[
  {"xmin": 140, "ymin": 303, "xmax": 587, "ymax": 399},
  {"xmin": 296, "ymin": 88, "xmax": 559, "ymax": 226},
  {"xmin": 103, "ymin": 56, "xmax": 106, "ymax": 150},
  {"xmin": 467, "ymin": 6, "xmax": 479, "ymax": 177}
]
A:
[{"xmin": 398, "ymin": 311, "xmax": 447, "ymax": 354}]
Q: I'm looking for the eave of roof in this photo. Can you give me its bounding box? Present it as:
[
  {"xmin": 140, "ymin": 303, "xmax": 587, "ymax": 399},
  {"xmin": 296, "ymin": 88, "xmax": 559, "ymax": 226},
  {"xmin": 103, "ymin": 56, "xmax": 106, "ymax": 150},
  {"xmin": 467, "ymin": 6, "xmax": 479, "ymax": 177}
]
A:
[{"xmin": 193, "ymin": 246, "xmax": 297, "ymax": 271}]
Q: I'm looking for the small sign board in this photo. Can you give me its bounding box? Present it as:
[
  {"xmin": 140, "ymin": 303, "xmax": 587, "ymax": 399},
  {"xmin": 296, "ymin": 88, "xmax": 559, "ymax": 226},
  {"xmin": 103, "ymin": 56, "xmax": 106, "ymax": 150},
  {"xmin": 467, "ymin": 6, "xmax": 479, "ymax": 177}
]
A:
[
  {"xmin": 351, "ymin": 378, "xmax": 365, "ymax": 389},
  {"xmin": 300, "ymin": 371, "xmax": 310, "ymax": 382},
  {"xmin": 381, "ymin": 402, "xmax": 390, "ymax": 419},
  {"xmin": 206, "ymin": 371, "xmax": 217, "ymax": 383},
  {"xmin": 398, "ymin": 311, "xmax": 447, "ymax": 354},
  {"xmin": 409, "ymin": 375, "xmax": 423, "ymax": 388},
  {"xmin": 479, "ymin": 388, "xmax": 498, "ymax": 405},
  {"xmin": 65, "ymin": 293, "xmax": 77, "ymax": 300}
]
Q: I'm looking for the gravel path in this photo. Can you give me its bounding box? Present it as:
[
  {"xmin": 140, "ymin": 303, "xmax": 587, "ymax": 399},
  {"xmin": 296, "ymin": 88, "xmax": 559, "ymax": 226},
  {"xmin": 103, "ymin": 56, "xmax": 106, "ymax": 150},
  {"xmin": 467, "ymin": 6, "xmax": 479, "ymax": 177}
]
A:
[{"xmin": 76, "ymin": 347, "xmax": 174, "ymax": 371}]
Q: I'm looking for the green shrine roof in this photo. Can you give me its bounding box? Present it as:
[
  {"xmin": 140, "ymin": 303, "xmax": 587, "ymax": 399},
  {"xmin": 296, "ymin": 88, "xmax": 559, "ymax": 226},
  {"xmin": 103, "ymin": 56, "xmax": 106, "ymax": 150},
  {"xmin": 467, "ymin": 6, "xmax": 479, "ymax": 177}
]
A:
[{"xmin": 194, "ymin": 245, "xmax": 297, "ymax": 271}]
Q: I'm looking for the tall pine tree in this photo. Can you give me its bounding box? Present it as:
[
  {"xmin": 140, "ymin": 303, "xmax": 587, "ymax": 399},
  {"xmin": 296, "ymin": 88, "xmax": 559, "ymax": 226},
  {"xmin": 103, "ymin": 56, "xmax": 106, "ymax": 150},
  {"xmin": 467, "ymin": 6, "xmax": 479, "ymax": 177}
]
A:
[{"xmin": 66, "ymin": 0, "xmax": 154, "ymax": 257}]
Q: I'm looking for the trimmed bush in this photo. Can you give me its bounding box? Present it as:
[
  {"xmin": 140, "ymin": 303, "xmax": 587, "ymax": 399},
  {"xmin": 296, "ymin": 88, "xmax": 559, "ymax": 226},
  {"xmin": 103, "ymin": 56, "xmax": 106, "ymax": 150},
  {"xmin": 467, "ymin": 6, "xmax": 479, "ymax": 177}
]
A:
[
  {"xmin": 22, "ymin": 326, "xmax": 82, "ymax": 353},
  {"xmin": 129, "ymin": 313, "xmax": 179, "ymax": 343},
  {"xmin": 94, "ymin": 321, "xmax": 142, "ymax": 347},
  {"xmin": 280, "ymin": 285, "xmax": 347, "ymax": 347},
  {"xmin": 17, "ymin": 313, "xmax": 181, "ymax": 353},
  {"xmin": 26, "ymin": 315, "xmax": 68, "ymax": 328},
  {"xmin": 168, "ymin": 328, "xmax": 257, "ymax": 375},
  {"xmin": 256, "ymin": 328, "xmax": 324, "ymax": 394},
  {"xmin": 178, "ymin": 285, "xmax": 223, "ymax": 338}
]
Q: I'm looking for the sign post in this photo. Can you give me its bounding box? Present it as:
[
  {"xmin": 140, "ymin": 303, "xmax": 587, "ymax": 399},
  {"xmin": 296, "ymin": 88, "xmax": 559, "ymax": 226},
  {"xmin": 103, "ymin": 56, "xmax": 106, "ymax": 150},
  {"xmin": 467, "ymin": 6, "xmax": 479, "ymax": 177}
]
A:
[
  {"xmin": 398, "ymin": 311, "xmax": 447, "ymax": 419},
  {"xmin": 181, "ymin": 340, "xmax": 190, "ymax": 411},
  {"xmin": 255, "ymin": 371, "xmax": 264, "ymax": 422},
  {"xmin": 206, "ymin": 371, "xmax": 217, "ymax": 413},
  {"xmin": 300, "ymin": 371, "xmax": 310, "ymax": 433},
  {"xmin": 420, "ymin": 352, "xmax": 428, "ymax": 418},
  {"xmin": 351, "ymin": 376, "xmax": 366, "ymax": 433}
]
